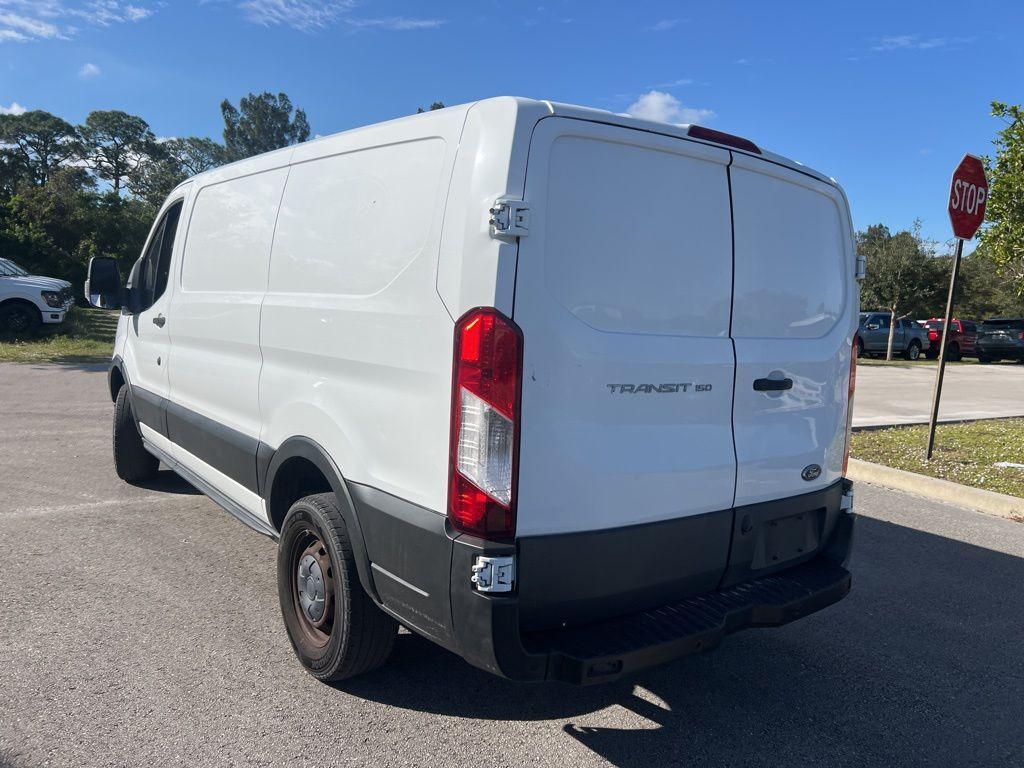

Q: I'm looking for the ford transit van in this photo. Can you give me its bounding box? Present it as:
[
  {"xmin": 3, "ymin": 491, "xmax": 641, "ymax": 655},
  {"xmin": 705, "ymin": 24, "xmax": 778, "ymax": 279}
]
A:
[{"xmin": 86, "ymin": 97, "xmax": 860, "ymax": 685}]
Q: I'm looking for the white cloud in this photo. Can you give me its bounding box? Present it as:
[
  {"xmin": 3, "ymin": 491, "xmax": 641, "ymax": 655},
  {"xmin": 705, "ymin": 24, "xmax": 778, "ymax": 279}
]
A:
[
  {"xmin": 78, "ymin": 61, "xmax": 101, "ymax": 78},
  {"xmin": 0, "ymin": 10, "xmax": 62, "ymax": 39},
  {"xmin": 346, "ymin": 16, "xmax": 446, "ymax": 30},
  {"xmin": 646, "ymin": 77, "xmax": 694, "ymax": 89},
  {"xmin": 872, "ymin": 33, "xmax": 975, "ymax": 51},
  {"xmin": 0, "ymin": 1, "xmax": 154, "ymax": 42},
  {"xmin": 233, "ymin": 1, "xmax": 444, "ymax": 32},
  {"xmin": 626, "ymin": 90, "xmax": 714, "ymax": 126},
  {"xmin": 0, "ymin": 101, "xmax": 27, "ymax": 115},
  {"xmin": 651, "ymin": 18, "xmax": 680, "ymax": 31}
]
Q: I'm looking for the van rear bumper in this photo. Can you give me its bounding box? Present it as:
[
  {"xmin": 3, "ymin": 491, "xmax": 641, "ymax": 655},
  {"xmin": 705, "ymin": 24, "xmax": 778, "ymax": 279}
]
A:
[{"xmin": 449, "ymin": 488, "xmax": 854, "ymax": 685}]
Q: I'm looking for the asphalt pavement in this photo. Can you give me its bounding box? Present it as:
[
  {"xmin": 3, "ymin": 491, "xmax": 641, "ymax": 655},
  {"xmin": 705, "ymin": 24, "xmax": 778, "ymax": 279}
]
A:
[
  {"xmin": 854, "ymin": 361, "xmax": 1024, "ymax": 427},
  {"xmin": 2, "ymin": 362, "xmax": 1023, "ymax": 767}
]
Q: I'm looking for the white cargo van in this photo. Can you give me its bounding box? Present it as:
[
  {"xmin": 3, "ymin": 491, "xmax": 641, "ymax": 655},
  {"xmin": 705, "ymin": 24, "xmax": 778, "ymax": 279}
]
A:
[{"xmin": 86, "ymin": 97, "xmax": 859, "ymax": 685}]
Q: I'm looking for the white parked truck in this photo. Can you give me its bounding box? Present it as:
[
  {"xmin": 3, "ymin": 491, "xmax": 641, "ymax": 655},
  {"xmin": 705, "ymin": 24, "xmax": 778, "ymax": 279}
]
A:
[
  {"xmin": 0, "ymin": 257, "xmax": 74, "ymax": 333},
  {"xmin": 86, "ymin": 97, "xmax": 859, "ymax": 685}
]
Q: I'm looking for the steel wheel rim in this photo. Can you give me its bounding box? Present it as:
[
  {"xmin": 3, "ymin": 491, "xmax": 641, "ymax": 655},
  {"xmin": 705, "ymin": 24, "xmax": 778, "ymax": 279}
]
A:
[{"xmin": 291, "ymin": 529, "xmax": 335, "ymax": 648}]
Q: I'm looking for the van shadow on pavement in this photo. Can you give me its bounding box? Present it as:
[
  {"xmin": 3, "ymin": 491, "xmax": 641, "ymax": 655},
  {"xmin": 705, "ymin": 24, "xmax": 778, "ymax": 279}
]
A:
[{"xmin": 339, "ymin": 515, "xmax": 1024, "ymax": 767}]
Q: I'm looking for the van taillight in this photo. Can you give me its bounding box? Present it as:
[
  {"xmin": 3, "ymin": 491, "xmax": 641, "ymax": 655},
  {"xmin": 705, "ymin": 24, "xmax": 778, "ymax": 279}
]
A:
[
  {"xmin": 843, "ymin": 334, "xmax": 858, "ymax": 476},
  {"xmin": 687, "ymin": 125, "xmax": 761, "ymax": 154},
  {"xmin": 448, "ymin": 308, "xmax": 523, "ymax": 541}
]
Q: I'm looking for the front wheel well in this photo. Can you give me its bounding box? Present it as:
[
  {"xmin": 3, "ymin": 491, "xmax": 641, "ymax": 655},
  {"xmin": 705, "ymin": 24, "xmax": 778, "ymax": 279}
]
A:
[
  {"xmin": 268, "ymin": 456, "xmax": 333, "ymax": 533},
  {"xmin": 109, "ymin": 365, "xmax": 125, "ymax": 402}
]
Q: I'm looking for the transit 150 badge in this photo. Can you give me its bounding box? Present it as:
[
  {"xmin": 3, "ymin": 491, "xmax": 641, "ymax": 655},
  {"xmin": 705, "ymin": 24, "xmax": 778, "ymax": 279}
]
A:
[{"xmin": 606, "ymin": 383, "xmax": 713, "ymax": 394}]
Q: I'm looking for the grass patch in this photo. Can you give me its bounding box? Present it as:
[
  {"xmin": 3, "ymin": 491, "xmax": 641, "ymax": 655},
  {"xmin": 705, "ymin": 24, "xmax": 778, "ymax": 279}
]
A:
[
  {"xmin": 0, "ymin": 307, "xmax": 117, "ymax": 363},
  {"xmin": 852, "ymin": 418, "xmax": 1024, "ymax": 498},
  {"xmin": 857, "ymin": 356, "xmax": 980, "ymax": 367}
]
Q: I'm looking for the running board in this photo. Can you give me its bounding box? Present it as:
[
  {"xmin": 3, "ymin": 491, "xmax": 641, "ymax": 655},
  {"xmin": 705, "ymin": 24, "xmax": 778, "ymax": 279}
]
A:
[{"xmin": 143, "ymin": 440, "xmax": 279, "ymax": 540}]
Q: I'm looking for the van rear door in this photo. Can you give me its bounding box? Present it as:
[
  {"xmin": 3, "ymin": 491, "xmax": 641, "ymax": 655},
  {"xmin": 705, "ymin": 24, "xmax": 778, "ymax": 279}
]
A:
[
  {"xmin": 512, "ymin": 118, "xmax": 737, "ymax": 539},
  {"xmin": 728, "ymin": 154, "xmax": 856, "ymax": 507}
]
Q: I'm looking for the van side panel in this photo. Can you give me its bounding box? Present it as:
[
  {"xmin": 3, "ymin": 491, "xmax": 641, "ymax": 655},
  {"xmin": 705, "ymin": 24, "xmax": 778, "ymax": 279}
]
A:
[
  {"xmin": 167, "ymin": 166, "xmax": 290, "ymax": 515},
  {"xmin": 729, "ymin": 155, "xmax": 857, "ymax": 507},
  {"xmin": 258, "ymin": 109, "xmax": 467, "ymax": 632}
]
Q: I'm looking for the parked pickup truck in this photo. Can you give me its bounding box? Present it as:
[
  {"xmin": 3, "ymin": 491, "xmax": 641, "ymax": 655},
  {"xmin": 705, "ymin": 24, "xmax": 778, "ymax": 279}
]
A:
[
  {"xmin": 0, "ymin": 257, "xmax": 74, "ymax": 334},
  {"xmin": 923, "ymin": 318, "xmax": 978, "ymax": 361},
  {"xmin": 858, "ymin": 312, "xmax": 930, "ymax": 360},
  {"xmin": 977, "ymin": 318, "xmax": 1024, "ymax": 363}
]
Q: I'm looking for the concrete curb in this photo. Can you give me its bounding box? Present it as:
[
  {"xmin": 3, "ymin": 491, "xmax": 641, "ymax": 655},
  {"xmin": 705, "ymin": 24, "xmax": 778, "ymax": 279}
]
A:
[{"xmin": 847, "ymin": 458, "xmax": 1024, "ymax": 520}]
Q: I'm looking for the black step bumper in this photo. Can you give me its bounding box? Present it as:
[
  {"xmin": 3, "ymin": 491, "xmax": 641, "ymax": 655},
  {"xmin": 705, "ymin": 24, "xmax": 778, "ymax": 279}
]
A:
[
  {"xmin": 449, "ymin": 496, "xmax": 854, "ymax": 685},
  {"xmin": 525, "ymin": 555, "xmax": 850, "ymax": 684}
]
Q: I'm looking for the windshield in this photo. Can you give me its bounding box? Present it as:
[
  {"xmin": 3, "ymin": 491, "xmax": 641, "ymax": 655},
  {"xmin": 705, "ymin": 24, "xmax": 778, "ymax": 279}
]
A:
[{"xmin": 0, "ymin": 258, "xmax": 30, "ymax": 277}]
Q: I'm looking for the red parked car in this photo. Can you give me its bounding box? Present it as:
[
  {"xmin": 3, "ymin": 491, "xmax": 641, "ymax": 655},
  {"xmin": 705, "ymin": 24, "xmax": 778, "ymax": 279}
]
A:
[{"xmin": 923, "ymin": 318, "xmax": 978, "ymax": 361}]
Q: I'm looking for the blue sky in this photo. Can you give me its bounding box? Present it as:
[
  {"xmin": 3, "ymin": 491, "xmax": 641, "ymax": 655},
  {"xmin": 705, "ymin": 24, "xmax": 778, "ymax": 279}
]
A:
[{"xmin": 1, "ymin": 0, "xmax": 1021, "ymax": 247}]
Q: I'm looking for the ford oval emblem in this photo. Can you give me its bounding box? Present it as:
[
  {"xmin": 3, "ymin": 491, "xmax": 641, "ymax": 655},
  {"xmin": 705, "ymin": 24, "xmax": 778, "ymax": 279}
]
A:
[{"xmin": 801, "ymin": 464, "xmax": 822, "ymax": 482}]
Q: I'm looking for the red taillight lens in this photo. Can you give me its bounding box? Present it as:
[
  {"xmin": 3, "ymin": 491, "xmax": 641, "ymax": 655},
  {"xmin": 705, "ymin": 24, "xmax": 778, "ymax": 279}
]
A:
[
  {"xmin": 843, "ymin": 334, "xmax": 858, "ymax": 476},
  {"xmin": 449, "ymin": 308, "xmax": 523, "ymax": 541}
]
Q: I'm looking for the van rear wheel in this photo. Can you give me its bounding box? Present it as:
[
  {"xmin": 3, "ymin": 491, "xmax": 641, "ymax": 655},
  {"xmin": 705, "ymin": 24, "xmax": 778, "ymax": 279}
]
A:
[
  {"xmin": 278, "ymin": 493, "xmax": 397, "ymax": 682},
  {"xmin": 113, "ymin": 385, "xmax": 159, "ymax": 483}
]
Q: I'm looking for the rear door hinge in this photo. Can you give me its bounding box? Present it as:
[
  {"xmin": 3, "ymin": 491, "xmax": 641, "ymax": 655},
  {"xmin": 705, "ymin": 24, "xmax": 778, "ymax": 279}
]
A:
[
  {"xmin": 489, "ymin": 199, "xmax": 530, "ymax": 238},
  {"xmin": 855, "ymin": 253, "xmax": 866, "ymax": 281}
]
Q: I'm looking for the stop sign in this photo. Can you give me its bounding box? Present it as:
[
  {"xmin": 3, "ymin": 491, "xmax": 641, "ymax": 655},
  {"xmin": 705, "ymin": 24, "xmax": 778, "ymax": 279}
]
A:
[{"xmin": 948, "ymin": 154, "xmax": 988, "ymax": 240}]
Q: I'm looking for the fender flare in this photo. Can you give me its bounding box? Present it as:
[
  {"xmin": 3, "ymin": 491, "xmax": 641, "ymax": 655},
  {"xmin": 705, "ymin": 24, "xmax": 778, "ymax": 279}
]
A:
[
  {"xmin": 261, "ymin": 436, "xmax": 380, "ymax": 603},
  {"xmin": 109, "ymin": 355, "xmax": 127, "ymax": 402}
]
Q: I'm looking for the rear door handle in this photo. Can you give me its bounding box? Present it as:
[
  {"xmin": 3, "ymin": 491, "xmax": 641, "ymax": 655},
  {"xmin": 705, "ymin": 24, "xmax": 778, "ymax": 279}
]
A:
[
  {"xmin": 753, "ymin": 377, "xmax": 792, "ymax": 392},
  {"xmin": 152, "ymin": 314, "xmax": 166, "ymax": 328}
]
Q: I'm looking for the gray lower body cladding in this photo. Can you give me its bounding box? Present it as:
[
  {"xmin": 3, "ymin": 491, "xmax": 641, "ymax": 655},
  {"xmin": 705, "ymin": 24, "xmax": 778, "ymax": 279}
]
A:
[{"xmin": 358, "ymin": 479, "xmax": 854, "ymax": 685}]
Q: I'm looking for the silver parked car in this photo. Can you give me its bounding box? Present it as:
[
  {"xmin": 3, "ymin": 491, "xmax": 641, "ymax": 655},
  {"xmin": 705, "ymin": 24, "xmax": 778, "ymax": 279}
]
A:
[{"xmin": 858, "ymin": 312, "xmax": 930, "ymax": 360}]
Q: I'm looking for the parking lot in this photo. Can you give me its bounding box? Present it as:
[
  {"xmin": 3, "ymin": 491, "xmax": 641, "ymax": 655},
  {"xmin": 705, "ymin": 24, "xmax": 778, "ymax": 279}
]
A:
[
  {"xmin": 855, "ymin": 361, "xmax": 1024, "ymax": 427},
  {"xmin": 2, "ymin": 362, "xmax": 1024, "ymax": 768}
]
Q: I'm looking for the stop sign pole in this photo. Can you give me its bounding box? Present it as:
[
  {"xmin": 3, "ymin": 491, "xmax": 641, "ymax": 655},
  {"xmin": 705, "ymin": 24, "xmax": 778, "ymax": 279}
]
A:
[{"xmin": 926, "ymin": 154, "xmax": 988, "ymax": 459}]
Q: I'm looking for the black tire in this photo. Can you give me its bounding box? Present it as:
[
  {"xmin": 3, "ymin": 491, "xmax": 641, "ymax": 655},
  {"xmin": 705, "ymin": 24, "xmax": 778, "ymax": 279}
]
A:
[
  {"xmin": 903, "ymin": 340, "xmax": 922, "ymax": 361},
  {"xmin": 0, "ymin": 300, "xmax": 41, "ymax": 337},
  {"xmin": 947, "ymin": 342, "xmax": 961, "ymax": 362},
  {"xmin": 113, "ymin": 385, "xmax": 159, "ymax": 483},
  {"xmin": 977, "ymin": 354, "xmax": 991, "ymax": 364},
  {"xmin": 925, "ymin": 349, "xmax": 938, "ymax": 360},
  {"xmin": 278, "ymin": 493, "xmax": 397, "ymax": 682},
  {"xmin": 856, "ymin": 338, "xmax": 865, "ymax": 358}
]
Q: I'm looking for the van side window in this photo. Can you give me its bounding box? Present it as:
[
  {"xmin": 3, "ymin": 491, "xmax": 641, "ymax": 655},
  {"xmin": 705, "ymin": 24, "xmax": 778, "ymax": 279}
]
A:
[{"xmin": 136, "ymin": 200, "xmax": 184, "ymax": 311}]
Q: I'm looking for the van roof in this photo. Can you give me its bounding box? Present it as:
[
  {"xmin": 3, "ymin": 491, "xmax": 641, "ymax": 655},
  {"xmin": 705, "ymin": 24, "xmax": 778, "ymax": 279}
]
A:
[{"xmin": 185, "ymin": 96, "xmax": 837, "ymax": 190}]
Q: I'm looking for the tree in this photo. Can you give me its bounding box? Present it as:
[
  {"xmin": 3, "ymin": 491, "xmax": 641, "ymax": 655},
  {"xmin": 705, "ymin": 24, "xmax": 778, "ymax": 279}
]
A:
[
  {"xmin": 958, "ymin": 243, "xmax": 1024, "ymax": 319},
  {"xmin": 163, "ymin": 137, "xmax": 226, "ymax": 177},
  {"xmin": 0, "ymin": 110, "xmax": 77, "ymax": 186},
  {"xmin": 132, "ymin": 137, "xmax": 226, "ymax": 206},
  {"xmin": 220, "ymin": 92, "xmax": 310, "ymax": 162},
  {"xmin": 417, "ymin": 102, "xmax": 446, "ymax": 113},
  {"xmin": 76, "ymin": 110, "xmax": 158, "ymax": 195},
  {"xmin": 979, "ymin": 101, "xmax": 1024, "ymax": 293},
  {"xmin": 858, "ymin": 222, "xmax": 946, "ymax": 359}
]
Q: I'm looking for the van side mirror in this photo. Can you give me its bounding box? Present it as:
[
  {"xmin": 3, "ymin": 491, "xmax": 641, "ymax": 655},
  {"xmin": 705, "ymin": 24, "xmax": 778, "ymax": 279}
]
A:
[{"xmin": 85, "ymin": 256, "xmax": 124, "ymax": 310}]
